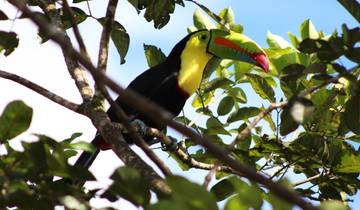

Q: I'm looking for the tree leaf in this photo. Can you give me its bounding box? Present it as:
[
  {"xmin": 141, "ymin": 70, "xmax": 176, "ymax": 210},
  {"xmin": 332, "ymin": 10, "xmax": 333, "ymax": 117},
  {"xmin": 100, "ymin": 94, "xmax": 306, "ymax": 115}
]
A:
[
  {"xmin": 206, "ymin": 117, "xmax": 231, "ymax": 136},
  {"xmin": 210, "ymin": 178, "xmax": 236, "ymax": 201},
  {"xmin": 111, "ymin": 21, "xmax": 130, "ymax": 64},
  {"xmin": 228, "ymin": 87, "xmax": 247, "ymax": 103},
  {"xmin": 217, "ymin": 96, "xmax": 234, "ymax": 116},
  {"xmin": 130, "ymin": 0, "xmax": 184, "ymax": 29},
  {"xmin": 334, "ymin": 153, "xmax": 360, "ymax": 173},
  {"xmin": 0, "ymin": 100, "xmax": 33, "ymax": 142},
  {"xmin": 103, "ymin": 166, "xmax": 151, "ymax": 206},
  {"xmin": 193, "ymin": 9, "xmax": 214, "ymax": 29},
  {"xmin": 267, "ymin": 31, "xmax": 292, "ymax": 49},
  {"xmin": 201, "ymin": 78, "xmax": 233, "ymax": 94},
  {"xmin": 246, "ymin": 73, "xmax": 275, "ymax": 102},
  {"xmin": 0, "ymin": 31, "xmax": 19, "ymax": 56},
  {"xmin": 143, "ymin": 44, "xmax": 166, "ymax": 68},
  {"xmin": 166, "ymin": 176, "xmax": 218, "ymax": 210},
  {"xmin": 344, "ymin": 95, "xmax": 360, "ymax": 135},
  {"xmin": 227, "ymin": 107, "xmax": 261, "ymax": 123},
  {"xmin": 219, "ymin": 8, "xmax": 235, "ymax": 24},
  {"xmin": 300, "ymin": 19, "xmax": 319, "ymax": 40},
  {"xmin": 61, "ymin": 7, "xmax": 87, "ymax": 30}
]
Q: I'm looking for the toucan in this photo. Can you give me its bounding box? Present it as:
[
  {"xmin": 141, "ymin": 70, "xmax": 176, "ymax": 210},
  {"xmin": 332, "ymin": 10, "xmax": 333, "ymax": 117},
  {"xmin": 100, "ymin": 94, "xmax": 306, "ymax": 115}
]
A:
[{"xmin": 74, "ymin": 29, "xmax": 269, "ymax": 169}]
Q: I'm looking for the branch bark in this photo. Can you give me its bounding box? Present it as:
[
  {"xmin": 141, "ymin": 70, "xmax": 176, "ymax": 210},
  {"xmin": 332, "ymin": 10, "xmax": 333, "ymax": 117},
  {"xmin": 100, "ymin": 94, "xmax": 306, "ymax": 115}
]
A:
[{"xmin": 0, "ymin": 69, "xmax": 79, "ymax": 112}]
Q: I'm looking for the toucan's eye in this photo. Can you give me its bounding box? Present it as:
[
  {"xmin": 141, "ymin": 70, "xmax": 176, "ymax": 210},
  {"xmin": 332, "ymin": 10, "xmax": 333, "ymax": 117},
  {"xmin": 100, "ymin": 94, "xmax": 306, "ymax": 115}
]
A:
[{"xmin": 200, "ymin": 34, "xmax": 207, "ymax": 41}]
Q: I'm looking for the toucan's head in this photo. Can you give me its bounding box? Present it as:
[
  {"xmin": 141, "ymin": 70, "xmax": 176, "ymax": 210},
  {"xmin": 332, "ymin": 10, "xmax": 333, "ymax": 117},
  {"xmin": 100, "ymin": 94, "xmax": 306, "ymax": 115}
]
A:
[
  {"xmin": 186, "ymin": 29, "xmax": 269, "ymax": 73},
  {"xmin": 175, "ymin": 29, "xmax": 269, "ymax": 97}
]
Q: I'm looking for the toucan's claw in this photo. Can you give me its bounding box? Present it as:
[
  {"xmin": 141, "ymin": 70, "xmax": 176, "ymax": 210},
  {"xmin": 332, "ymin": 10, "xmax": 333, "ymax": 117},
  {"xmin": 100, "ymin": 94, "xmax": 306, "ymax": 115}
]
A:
[
  {"xmin": 161, "ymin": 136, "xmax": 178, "ymax": 151},
  {"xmin": 130, "ymin": 119, "xmax": 147, "ymax": 137}
]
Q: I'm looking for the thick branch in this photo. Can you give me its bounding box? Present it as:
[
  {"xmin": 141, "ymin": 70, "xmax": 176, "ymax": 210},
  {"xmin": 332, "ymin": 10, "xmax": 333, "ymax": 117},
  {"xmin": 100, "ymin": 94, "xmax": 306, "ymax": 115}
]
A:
[
  {"xmin": 0, "ymin": 69, "xmax": 79, "ymax": 112},
  {"xmin": 9, "ymin": 1, "xmax": 319, "ymax": 209}
]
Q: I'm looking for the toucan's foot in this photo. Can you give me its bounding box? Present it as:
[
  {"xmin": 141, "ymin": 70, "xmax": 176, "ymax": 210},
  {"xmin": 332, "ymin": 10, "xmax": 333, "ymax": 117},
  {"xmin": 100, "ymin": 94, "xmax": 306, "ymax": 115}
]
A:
[
  {"xmin": 161, "ymin": 136, "xmax": 178, "ymax": 151},
  {"xmin": 130, "ymin": 119, "xmax": 147, "ymax": 137}
]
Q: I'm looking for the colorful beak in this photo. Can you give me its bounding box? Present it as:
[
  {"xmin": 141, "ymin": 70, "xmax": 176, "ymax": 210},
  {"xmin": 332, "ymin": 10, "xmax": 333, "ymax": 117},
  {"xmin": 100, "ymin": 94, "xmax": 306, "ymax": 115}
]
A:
[{"xmin": 207, "ymin": 29, "xmax": 269, "ymax": 73}]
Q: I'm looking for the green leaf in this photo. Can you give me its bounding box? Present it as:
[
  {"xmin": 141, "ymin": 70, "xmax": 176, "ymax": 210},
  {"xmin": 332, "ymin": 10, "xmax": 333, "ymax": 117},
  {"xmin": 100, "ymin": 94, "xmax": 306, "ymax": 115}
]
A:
[
  {"xmin": 111, "ymin": 21, "xmax": 130, "ymax": 64},
  {"xmin": 287, "ymin": 32, "xmax": 300, "ymax": 48},
  {"xmin": 193, "ymin": 9, "xmax": 215, "ymax": 29},
  {"xmin": 224, "ymin": 195, "xmax": 248, "ymax": 210},
  {"xmin": 337, "ymin": 0, "xmax": 360, "ymax": 23},
  {"xmin": 206, "ymin": 117, "xmax": 231, "ymax": 136},
  {"xmin": 166, "ymin": 176, "xmax": 218, "ymax": 210},
  {"xmin": 334, "ymin": 152, "xmax": 360, "ymax": 173},
  {"xmin": 267, "ymin": 31, "xmax": 292, "ymax": 49},
  {"xmin": 228, "ymin": 87, "xmax": 247, "ymax": 103},
  {"xmin": 131, "ymin": 0, "xmax": 184, "ymax": 29},
  {"xmin": 103, "ymin": 166, "xmax": 151, "ymax": 206},
  {"xmin": 246, "ymin": 73, "xmax": 275, "ymax": 102},
  {"xmin": 201, "ymin": 78, "xmax": 233, "ymax": 94},
  {"xmin": 69, "ymin": 141, "xmax": 95, "ymax": 152},
  {"xmin": 60, "ymin": 7, "xmax": 87, "ymax": 30},
  {"xmin": 0, "ymin": 31, "xmax": 19, "ymax": 56},
  {"xmin": 219, "ymin": 8, "xmax": 235, "ymax": 24},
  {"xmin": 320, "ymin": 200, "xmax": 350, "ymax": 210},
  {"xmin": 300, "ymin": 19, "xmax": 319, "ymax": 40},
  {"xmin": 280, "ymin": 64, "xmax": 305, "ymax": 81},
  {"xmin": 0, "ymin": 10, "xmax": 8, "ymax": 20},
  {"xmin": 0, "ymin": 100, "xmax": 33, "ymax": 142},
  {"xmin": 267, "ymin": 192, "xmax": 293, "ymax": 210},
  {"xmin": 192, "ymin": 92, "xmax": 213, "ymax": 108},
  {"xmin": 230, "ymin": 23, "xmax": 243, "ymax": 33},
  {"xmin": 60, "ymin": 196, "xmax": 87, "ymax": 210},
  {"xmin": 227, "ymin": 107, "xmax": 261, "ymax": 123},
  {"xmin": 210, "ymin": 178, "xmax": 236, "ymax": 201},
  {"xmin": 217, "ymin": 96, "xmax": 234, "ymax": 116},
  {"xmin": 344, "ymin": 95, "xmax": 360, "ymax": 135},
  {"xmin": 147, "ymin": 200, "xmax": 185, "ymax": 210},
  {"xmin": 143, "ymin": 44, "xmax": 166, "ymax": 68}
]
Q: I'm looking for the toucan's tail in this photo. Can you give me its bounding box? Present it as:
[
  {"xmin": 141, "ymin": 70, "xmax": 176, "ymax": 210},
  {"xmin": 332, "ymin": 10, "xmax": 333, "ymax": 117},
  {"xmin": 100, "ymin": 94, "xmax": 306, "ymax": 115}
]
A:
[{"xmin": 74, "ymin": 133, "xmax": 109, "ymax": 169}]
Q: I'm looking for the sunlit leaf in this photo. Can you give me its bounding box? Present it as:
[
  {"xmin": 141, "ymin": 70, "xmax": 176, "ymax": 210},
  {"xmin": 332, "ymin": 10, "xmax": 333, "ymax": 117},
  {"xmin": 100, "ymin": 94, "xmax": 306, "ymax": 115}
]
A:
[
  {"xmin": 143, "ymin": 44, "xmax": 166, "ymax": 68},
  {"xmin": 246, "ymin": 73, "xmax": 275, "ymax": 102},
  {"xmin": 300, "ymin": 19, "xmax": 319, "ymax": 39}
]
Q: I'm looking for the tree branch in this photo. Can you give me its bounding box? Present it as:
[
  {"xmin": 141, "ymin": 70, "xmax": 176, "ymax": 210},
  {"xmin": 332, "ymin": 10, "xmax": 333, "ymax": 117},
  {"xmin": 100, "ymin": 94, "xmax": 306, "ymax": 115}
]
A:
[
  {"xmin": 229, "ymin": 101, "xmax": 287, "ymax": 149},
  {"xmin": 0, "ymin": 69, "xmax": 79, "ymax": 112},
  {"xmin": 39, "ymin": 0, "xmax": 93, "ymax": 101},
  {"xmin": 9, "ymin": 1, "xmax": 319, "ymax": 209},
  {"xmin": 62, "ymin": 0, "xmax": 89, "ymax": 56}
]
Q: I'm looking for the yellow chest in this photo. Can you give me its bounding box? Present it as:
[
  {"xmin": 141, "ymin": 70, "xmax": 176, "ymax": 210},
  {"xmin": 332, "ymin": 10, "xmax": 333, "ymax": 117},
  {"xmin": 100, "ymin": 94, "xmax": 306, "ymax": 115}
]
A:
[{"xmin": 177, "ymin": 41, "xmax": 212, "ymax": 96}]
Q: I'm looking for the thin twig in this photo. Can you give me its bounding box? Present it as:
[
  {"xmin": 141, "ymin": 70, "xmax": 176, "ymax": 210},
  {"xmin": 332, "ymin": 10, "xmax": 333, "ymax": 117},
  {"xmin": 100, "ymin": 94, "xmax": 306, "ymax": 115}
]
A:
[
  {"xmin": 95, "ymin": 0, "xmax": 118, "ymax": 99},
  {"xmin": 229, "ymin": 101, "xmax": 287, "ymax": 149},
  {"xmin": 293, "ymin": 171, "xmax": 331, "ymax": 187},
  {"xmin": 62, "ymin": 0, "xmax": 89, "ymax": 56},
  {"xmin": 0, "ymin": 69, "xmax": 79, "ymax": 112}
]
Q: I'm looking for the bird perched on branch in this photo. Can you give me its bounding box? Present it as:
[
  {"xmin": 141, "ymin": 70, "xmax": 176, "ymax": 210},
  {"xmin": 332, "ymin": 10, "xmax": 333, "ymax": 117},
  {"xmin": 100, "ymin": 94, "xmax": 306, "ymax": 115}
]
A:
[{"xmin": 74, "ymin": 29, "xmax": 269, "ymax": 170}]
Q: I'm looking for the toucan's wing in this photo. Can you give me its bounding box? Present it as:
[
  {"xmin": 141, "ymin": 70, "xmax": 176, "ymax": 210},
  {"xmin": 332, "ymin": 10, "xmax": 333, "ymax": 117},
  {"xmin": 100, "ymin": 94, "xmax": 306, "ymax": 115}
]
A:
[{"xmin": 108, "ymin": 61, "xmax": 179, "ymax": 122}]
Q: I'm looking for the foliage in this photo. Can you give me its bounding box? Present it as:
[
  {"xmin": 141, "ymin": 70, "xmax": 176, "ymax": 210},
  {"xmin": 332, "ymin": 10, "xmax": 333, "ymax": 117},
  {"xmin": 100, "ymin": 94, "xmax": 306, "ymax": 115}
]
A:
[{"xmin": 0, "ymin": 0, "xmax": 359, "ymax": 210}]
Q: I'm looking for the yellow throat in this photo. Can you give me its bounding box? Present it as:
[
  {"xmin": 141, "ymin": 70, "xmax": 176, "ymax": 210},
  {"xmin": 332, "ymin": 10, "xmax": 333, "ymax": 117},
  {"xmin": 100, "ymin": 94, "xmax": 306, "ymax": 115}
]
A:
[{"xmin": 177, "ymin": 37, "xmax": 212, "ymax": 96}]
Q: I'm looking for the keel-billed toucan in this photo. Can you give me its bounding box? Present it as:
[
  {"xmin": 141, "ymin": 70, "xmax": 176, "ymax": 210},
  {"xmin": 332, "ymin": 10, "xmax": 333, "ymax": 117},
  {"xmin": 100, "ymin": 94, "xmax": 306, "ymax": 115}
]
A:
[{"xmin": 74, "ymin": 29, "xmax": 269, "ymax": 169}]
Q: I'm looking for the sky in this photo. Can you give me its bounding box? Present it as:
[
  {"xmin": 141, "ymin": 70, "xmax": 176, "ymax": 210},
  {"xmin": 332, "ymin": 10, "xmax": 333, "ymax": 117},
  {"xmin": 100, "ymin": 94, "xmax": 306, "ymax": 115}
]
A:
[{"xmin": 0, "ymin": 0, "xmax": 358, "ymax": 209}]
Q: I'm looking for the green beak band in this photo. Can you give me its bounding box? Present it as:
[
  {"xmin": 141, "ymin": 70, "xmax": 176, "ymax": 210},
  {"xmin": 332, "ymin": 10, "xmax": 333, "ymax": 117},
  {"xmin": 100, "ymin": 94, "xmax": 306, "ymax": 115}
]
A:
[{"xmin": 208, "ymin": 29, "xmax": 269, "ymax": 73}]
